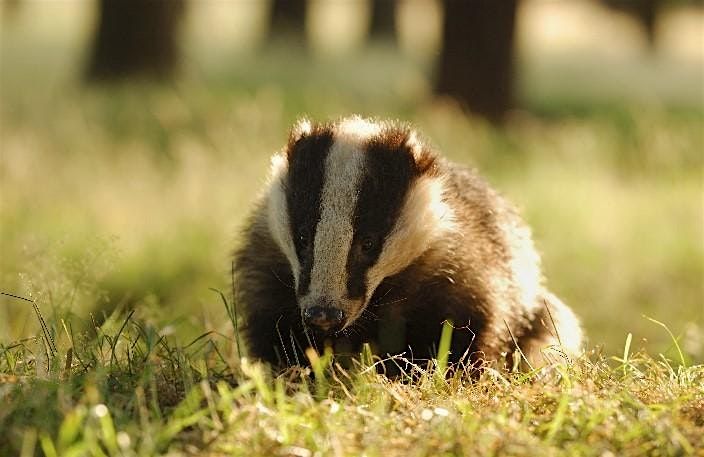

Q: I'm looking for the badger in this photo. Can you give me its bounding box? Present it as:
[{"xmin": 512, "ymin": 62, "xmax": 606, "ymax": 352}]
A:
[{"xmin": 234, "ymin": 117, "xmax": 582, "ymax": 370}]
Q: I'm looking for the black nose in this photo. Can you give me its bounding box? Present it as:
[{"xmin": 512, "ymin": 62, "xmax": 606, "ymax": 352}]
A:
[{"xmin": 303, "ymin": 306, "xmax": 345, "ymax": 333}]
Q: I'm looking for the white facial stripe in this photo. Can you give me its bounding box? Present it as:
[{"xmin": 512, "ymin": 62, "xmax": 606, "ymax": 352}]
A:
[
  {"xmin": 366, "ymin": 175, "xmax": 456, "ymax": 294},
  {"xmin": 307, "ymin": 137, "xmax": 366, "ymax": 300},
  {"xmin": 267, "ymin": 153, "xmax": 300, "ymax": 284},
  {"xmin": 268, "ymin": 117, "xmax": 382, "ymax": 298},
  {"xmin": 337, "ymin": 116, "xmax": 382, "ymax": 139}
]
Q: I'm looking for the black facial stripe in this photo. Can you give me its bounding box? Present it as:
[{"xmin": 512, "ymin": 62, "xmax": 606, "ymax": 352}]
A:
[
  {"xmin": 346, "ymin": 130, "xmax": 419, "ymax": 300},
  {"xmin": 285, "ymin": 127, "xmax": 334, "ymax": 296}
]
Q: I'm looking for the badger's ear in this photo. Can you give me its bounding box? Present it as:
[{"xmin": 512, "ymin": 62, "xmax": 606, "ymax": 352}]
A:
[
  {"xmin": 405, "ymin": 130, "xmax": 438, "ymax": 176},
  {"xmin": 284, "ymin": 118, "xmax": 335, "ymax": 166},
  {"xmin": 269, "ymin": 151, "xmax": 289, "ymax": 181},
  {"xmin": 285, "ymin": 118, "xmax": 313, "ymax": 158}
]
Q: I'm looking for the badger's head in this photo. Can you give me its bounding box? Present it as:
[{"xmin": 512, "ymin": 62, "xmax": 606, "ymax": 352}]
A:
[{"xmin": 266, "ymin": 117, "xmax": 455, "ymax": 335}]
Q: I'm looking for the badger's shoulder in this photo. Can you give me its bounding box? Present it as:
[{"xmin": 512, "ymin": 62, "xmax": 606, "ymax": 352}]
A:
[
  {"xmin": 439, "ymin": 160, "xmax": 524, "ymax": 233},
  {"xmin": 433, "ymin": 159, "xmax": 541, "ymax": 287}
]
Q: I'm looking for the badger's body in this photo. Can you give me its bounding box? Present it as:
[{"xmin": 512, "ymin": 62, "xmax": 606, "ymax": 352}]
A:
[{"xmin": 234, "ymin": 117, "xmax": 582, "ymax": 370}]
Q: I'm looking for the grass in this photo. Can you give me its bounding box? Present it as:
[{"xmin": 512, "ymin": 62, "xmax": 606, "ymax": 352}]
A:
[
  {"xmin": 1, "ymin": 298, "xmax": 702, "ymax": 456},
  {"xmin": 1, "ymin": 3, "xmax": 703, "ymax": 455}
]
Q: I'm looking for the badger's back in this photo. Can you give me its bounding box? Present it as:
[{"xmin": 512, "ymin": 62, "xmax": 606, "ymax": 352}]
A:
[{"xmin": 234, "ymin": 117, "xmax": 582, "ymax": 369}]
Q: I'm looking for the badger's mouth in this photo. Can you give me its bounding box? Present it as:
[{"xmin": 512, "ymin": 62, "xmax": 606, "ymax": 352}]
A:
[{"xmin": 299, "ymin": 295, "xmax": 366, "ymax": 336}]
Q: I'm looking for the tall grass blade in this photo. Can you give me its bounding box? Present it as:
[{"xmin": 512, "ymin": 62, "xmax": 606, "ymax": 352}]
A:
[
  {"xmin": 504, "ymin": 320, "xmax": 534, "ymax": 373},
  {"xmin": 231, "ymin": 260, "xmax": 242, "ymax": 359},
  {"xmin": 306, "ymin": 346, "xmax": 333, "ymax": 399},
  {"xmin": 436, "ymin": 320, "xmax": 454, "ymax": 378},
  {"xmin": 2, "ymin": 292, "xmax": 57, "ymax": 357},
  {"xmin": 211, "ymin": 285, "xmax": 242, "ymax": 360},
  {"xmin": 643, "ymin": 315, "xmax": 687, "ymax": 367},
  {"xmin": 621, "ymin": 332, "xmax": 632, "ymax": 377},
  {"xmin": 109, "ymin": 309, "xmax": 135, "ymax": 369}
]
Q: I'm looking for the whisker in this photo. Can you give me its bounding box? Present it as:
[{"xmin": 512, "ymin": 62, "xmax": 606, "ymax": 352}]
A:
[
  {"xmin": 275, "ymin": 316, "xmax": 291, "ymax": 367},
  {"xmin": 301, "ymin": 318, "xmax": 319, "ymax": 354},
  {"xmin": 341, "ymin": 325, "xmax": 361, "ymax": 338},
  {"xmin": 269, "ymin": 268, "xmax": 295, "ymax": 290},
  {"xmin": 369, "ymin": 287, "xmax": 394, "ymax": 307},
  {"xmin": 359, "ymin": 308, "xmax": 380, "ymax": 321},
  {"xmin": 374, "ymin": 296, "xmax": 408, "ymax": 308},
  {"xmin": 289, "ymin": 329, "xmax": 301, "ymax": 366}
]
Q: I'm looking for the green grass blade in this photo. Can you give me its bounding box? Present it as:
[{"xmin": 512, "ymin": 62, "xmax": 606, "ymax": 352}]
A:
[
  {"xmin": 643, "ymin": 315, "xmax": 687, "ymax": 367},
  {"xmin": 435, "ymin": 320, "xmax": 454, "ymax": 380}
]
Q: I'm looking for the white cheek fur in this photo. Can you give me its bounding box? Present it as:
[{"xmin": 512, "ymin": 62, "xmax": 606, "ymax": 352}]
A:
[{"xmin": 266, "ymin": 159, "xmax": 300, "ymax": 287}]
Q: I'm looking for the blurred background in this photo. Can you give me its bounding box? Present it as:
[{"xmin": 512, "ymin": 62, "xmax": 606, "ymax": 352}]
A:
[{"xmin": 1, "ymin": 0, "xmax": 702, "ymax": 362}]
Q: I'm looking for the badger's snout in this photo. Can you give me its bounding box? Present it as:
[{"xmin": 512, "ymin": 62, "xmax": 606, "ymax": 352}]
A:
[{"xmin": 302, "ymin": 302, "xmax": 346, "ymax": 334}]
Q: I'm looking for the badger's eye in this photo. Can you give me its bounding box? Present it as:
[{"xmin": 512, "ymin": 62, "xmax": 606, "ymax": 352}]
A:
[
  {"xmin": 360, "ymin": 236, "xmax": 375, "ymax": 252},
  {"xmin": 297, "ymin": 229, "xmax": 310, "ymax": 247}
]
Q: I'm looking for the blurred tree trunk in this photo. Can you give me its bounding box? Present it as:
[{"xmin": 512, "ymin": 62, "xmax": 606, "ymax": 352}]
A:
[
  {"xmin": 269, "ymin": 0, "xmax": 307, "ymax": 46},
  {"xmin": 369, "ymin": 0, "xmax": 396, "ymax": 43},
  {"xmin": 2, "ymin": 0, "xmax": 22, "ymax": 23},
  {"xmin": 435, "ymin": 0, "xmax": 517, "ymax": 123},
  {"xmin": 602, "ymin": 0, "xmax": 660, "ymax": 46},
  {"xmin": 86, "ymin": 0, "xmax": 185, "ymax": 81}
]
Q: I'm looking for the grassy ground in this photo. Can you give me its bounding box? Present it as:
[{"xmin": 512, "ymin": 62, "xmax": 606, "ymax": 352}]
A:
[
  {"xmin": 1, "ymin": 3, "xmax": 703, "ymax": 455},
  {"xmin": 1, "ymin": 309, "xmax": 702, "ymax": 456}
]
